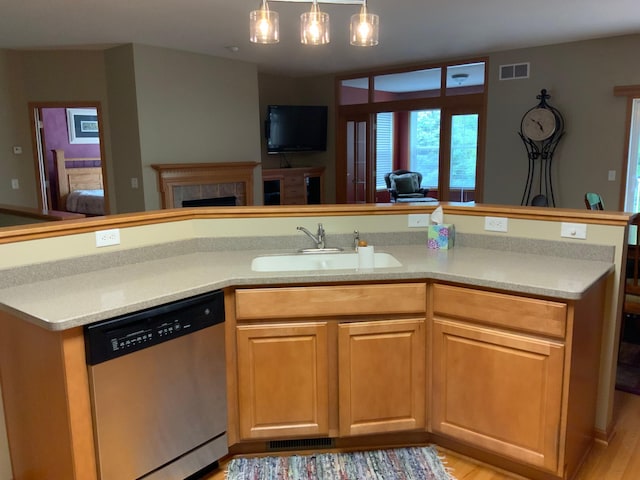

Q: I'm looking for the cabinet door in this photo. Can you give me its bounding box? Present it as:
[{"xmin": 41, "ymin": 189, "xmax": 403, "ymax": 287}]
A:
[
  {"xmin": 431, "ymin": 318, "xmax": 564, "ymax": 472},
  {"xmin": 236, "ymin": 322, "xmax": 329, "ymax": 440},
  {"xmin": 338, "ymin": 319, "xmax": 426, "ymax": 437}
]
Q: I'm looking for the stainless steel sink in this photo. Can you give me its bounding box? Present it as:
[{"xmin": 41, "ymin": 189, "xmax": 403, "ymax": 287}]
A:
[{"xmin": 251, "ymin": 252, "xmax": 402, "ymax": 272}]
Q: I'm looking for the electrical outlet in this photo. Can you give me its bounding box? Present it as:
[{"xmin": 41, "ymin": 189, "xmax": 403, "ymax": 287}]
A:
[
  {"xmin": 131, "ymin": 177, "xmax": 139, "ymax": 189},
  {"xmin": 484, "ymin": 216, "xmax": 508, "ymax": 232},
  {"xmin": 95, "ymin": 229, "xmax": 121, "ymax": 247},
  {"xmin": 561, "ymin": 222, "xmax": 587, "ymax": 239},
  {"xmin": 408, "ymin": 214, "xmax": 429, "ymax": 227},
  {"xmin": 10, "ymin": 178, "xmax": 19, "ymax": 189}
]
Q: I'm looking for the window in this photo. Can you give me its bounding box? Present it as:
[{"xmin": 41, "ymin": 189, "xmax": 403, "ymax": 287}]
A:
[
  {"xmin": 373, "ymin": 68, "xmax": 441, "ymax": 102},
  {"xmin": 337, "ymin": 59, "xmax": 486, "ymax": 203},
  {"xmin": 375, "ymin": 112, "xmax": 394, "ymax": 189},
  {"xmin": 340, "ymin": 77, "xmax": 369, "ymax": 105},
  {"xmin": 408, "ymin": 110, "xmax": 479, "ymax": 201},
  {"xmin": 409, "ymin": 110, "xmax": 440, "ymax": 188},
  {"xmin": 624, "ymin": 98, "xmax": 640, "ymax": 212},
  {"xmin": 446, "ymin": 63, "xmax": 486, "ymax": 95},
  {"xmin": 450, "ymin": 114, "xmax": 479, "ymax": 192}
]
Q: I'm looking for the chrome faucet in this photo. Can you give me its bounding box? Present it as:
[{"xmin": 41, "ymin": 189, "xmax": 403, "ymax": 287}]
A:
[{"xmin": 297, "ymin": 223, "xmax": 325, "ymax": 249}]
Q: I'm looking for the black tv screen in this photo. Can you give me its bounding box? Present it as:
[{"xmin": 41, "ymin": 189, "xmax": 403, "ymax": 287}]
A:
[{"xmin": 266, "ymin": 105, "xmax": 327, "ymax": 154}]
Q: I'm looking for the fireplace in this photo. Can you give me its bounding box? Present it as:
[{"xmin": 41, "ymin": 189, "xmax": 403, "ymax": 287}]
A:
[
  {"xmin": 151, "ymin": 162, "xmax": 258, "ymax": 209},
  {"xmin": 182, "ymin": 196, "xmax": 237, "ymax": 207}
]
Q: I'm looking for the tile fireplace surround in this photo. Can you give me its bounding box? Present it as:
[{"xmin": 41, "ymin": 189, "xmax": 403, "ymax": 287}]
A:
[{"xmin": 151, "ymin": 162, "xmax": 259, "ymax": 208}]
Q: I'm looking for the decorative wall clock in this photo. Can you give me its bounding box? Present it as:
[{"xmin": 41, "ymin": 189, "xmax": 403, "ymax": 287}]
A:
[
  {"xmin": 522, "ymin": 107, "xmax": 557, "ymax": 141},
  {"xmin": 518, "ymin": 89, "xmax": 565, "ymax": 207}
]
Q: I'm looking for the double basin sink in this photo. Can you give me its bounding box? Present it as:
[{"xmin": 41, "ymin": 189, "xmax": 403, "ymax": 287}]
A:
[{"xmin": 251, "ymin": 249, "xmax": 402, "ymax": 272}]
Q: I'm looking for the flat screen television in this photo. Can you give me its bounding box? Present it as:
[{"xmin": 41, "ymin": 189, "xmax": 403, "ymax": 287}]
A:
[{"xmin": 266, "ymin": 105, "xmax": 328, "ymax": 154}]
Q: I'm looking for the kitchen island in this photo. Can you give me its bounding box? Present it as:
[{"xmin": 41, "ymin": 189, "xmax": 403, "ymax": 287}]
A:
[
  {"xmin": 0, "ymin": 241, "xmax": 613, "ymax": 331},
  {"xmin": 0, "ymin": 203, "xmax": 629, "ymax": 480}
]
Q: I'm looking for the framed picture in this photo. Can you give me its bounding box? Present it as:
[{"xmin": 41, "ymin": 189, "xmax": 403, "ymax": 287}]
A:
[{"xmin": 67, "ymin": 108, "xmax": 100, "ymax": 144}]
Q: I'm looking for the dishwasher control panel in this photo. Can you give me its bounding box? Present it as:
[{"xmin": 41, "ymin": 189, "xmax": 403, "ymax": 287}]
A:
[
  {"xmin": 108, "ymin": 317, "xmax": 188, "ymax": 353},
  {"xmin": 85, "ymin": 290, "xmax": 224, "ymax": 365}
]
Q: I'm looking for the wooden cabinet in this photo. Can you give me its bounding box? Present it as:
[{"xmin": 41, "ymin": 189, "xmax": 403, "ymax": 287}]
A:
[
  {"xmin": 430, "ymin": 283, "xmax": 605, "ymax": 478},
  {"xmin": 230, "ymin": 283, "xmax": 428, "ymax": 443},
  {"xmin": 338, "ymin": 319, "xmax": 425, "ymax": 437},
  {"xmin": 431, "ymin": 318, "xmax": 564, "ymax": 470},
  {"xmin": 236, "ymin": 322, "xmax": 330, "ymax": 440},
  {"xmin": 262, "ymin": 167, "xmax": 324, "ymax": 205},
  {"xmin": 0, "ymin": 314, "xmax": 98, "ymax": 480}
]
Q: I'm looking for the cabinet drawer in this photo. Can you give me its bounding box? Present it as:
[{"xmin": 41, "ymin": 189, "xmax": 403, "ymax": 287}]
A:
[
  {"xmin": 284, "ymin": 185, "xmax": 305, "ymax": 195},
  {"xmin": 283, "ymin": 175, "xmax": 305, "ymax": 187},
  {"xmin": 432, "ymin": 284, "xmax": 566, "ymax": 338},
  {"xmin": 283, "ymin": 198, "xmax": 306, "ymax": 205},
  {"xmin": 236, "ymin": 283, "xmax": 427, "ymax": 320},
  {"xmin": 283, "ymin": 189, "xmax": 307, "ymax": 205}
]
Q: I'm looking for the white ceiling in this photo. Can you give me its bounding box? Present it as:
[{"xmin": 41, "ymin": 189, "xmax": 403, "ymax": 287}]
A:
[{"xmin": 1, "ymin": 0, "xmax": 639, "ymax": 77}]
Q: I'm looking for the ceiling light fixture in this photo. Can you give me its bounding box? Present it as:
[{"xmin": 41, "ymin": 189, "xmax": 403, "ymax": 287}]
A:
[
  {"xmin": 301, "ymin": 0, "xmax": 330, "ymax": 45},
  {"xmin": 249, "ymin": 0, "xmax": 280, "ymax": 44},
  {"xmin": 350, "ymin": 0, "xmax": 379, "ymax": 46},
  {"xmin": 249, "ymin": 0, "xmax": 379, "ymax": 47}
]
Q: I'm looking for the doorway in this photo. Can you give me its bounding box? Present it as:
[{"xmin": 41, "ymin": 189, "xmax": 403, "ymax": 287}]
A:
[
  {"xmin": 338, "ymin": 108, "xmax": 482, "ymax": 204},
  {"xmin": 614, "ymin": 86, "xmax": 640, "ymax": 396},
  {"xmin": 29, "ymin": 101, "xmax": 109, "ymax": 213},
  {"xmin": 343, "ymin": 114, "xmax": 372, "ymax": 203}
]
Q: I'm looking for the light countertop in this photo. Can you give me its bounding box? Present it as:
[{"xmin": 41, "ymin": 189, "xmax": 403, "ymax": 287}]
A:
[{"xmin": 0, "ymin": 244, "xmax": 614, "ymax": 331}]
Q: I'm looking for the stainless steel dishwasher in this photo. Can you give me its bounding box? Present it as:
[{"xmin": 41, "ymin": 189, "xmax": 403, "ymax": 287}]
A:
[{"xmin": 84, "ymin": 290, "xmax": 227, "ymax": 480}]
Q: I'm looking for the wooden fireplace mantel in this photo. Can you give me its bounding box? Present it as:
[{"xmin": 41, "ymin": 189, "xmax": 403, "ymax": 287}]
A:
[{"xmin": 151, "ymin": 162, "xmax": 259, "ymax": 208}]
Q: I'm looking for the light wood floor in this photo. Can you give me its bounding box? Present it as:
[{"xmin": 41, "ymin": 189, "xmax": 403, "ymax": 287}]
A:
[{"xmin": 206, "ymin": 390, "xmax": 640, "ymax": 480}]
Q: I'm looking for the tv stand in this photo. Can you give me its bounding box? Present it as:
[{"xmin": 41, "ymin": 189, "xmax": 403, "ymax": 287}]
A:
[{"xmin": 263, "ymin": 167, "xmax": 324, "ymax": 205}]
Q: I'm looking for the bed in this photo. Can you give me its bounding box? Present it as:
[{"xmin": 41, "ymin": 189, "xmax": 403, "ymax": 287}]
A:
[{"xmin": 54, "ymin": 149, "xmax": 105, "ymax": 215}]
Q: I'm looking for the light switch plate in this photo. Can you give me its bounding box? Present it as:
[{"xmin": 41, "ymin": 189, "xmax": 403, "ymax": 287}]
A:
[{"xmin": 561, "ymin": 222, "xmax": 587, "ymax": 239}]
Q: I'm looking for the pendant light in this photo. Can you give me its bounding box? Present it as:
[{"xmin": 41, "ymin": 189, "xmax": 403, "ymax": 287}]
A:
[
  {"xmin": 300, "ymin": 0, "xmax": 330, "ymax": 45},
  {"xmin": 350, "ymin": 0, "xmax": 379, "ymax": 46},
  {"xmin": 250, "ymin": 0, "xmax": 279, "ymax": 44}
]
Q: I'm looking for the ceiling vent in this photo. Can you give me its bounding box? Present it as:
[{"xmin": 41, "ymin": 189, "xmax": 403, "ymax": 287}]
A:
[{"xmin": 499, "ymin": 62, "xmax": 530, "ymax": 80}]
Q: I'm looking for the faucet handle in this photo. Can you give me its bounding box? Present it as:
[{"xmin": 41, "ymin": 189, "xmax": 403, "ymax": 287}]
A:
[{"xmin": 317, "ymin": 223, "xmax": 325, "ymax": 248}]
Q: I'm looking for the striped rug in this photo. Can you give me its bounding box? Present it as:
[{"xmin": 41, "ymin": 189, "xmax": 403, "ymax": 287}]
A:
[{"xmin": 225, "ymin": 445, "xmax": 456, "ymax": 480}]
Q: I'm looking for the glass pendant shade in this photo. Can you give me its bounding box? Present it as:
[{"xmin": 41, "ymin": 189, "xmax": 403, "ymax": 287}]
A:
[
  {"xmin": 350, "ymin": 2, "xmax": 379, "ymax": 46},
  {"xmin": 250, "ymin": 0, "xmax": 279, "ymax": 44},
  {"xmin": 300, "ymin": 1, "xmax": 330, "ymax": 45}
]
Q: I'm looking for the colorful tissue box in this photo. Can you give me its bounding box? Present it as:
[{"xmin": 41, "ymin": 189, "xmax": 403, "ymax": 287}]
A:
[{"xmin": 427, "ymin": 224, "xmax": 455, "ymax": 249}]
